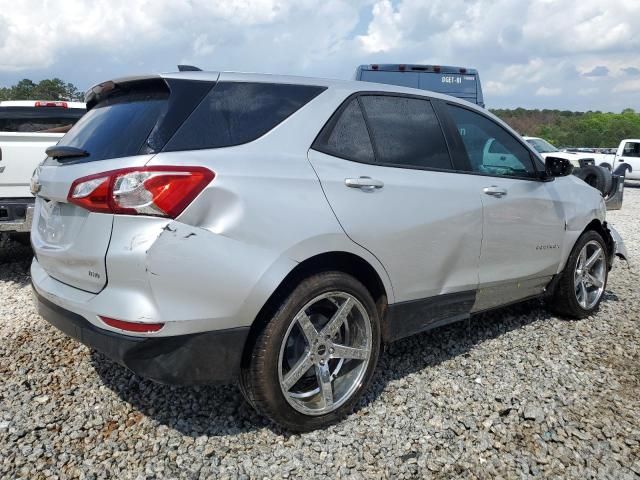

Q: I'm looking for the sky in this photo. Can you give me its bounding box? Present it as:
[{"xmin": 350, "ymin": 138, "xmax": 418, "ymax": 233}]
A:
[{"xmin": 0, "ymin": 0, "xmax": 639, "ymax": 111}]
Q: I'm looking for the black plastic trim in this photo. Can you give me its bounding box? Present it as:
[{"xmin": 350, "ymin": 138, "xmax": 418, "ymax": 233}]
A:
[
  {"xmin": 34, "ymin": 288, "xmax": 249, "ymax": 385},
  {"xmin": 383, "ymin": 277, "xmax": 556, "ymax": 343},
  {"xmin": 383, "ymin": 290, "xmax": 476, "ymax": 342}
]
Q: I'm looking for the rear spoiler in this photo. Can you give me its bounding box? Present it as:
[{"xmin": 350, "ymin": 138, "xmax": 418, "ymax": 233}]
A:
[{"xmin": 84, "ymin": 74, "xmax": 163, "ymax": 110}]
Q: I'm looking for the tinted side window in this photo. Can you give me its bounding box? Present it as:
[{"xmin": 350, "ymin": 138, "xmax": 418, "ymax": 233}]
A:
[
  {"xmin": 359, "ymin": 95, "xmax": 452, "ymax": 170},
  {"xmin": 165, "ymin": 82, "xmax": 325, "ymax": 151},
  {"xmin": 313, "ymin": 98, "xmax": 374, "ymax": 163},
  {"xmin": 447, "ymin": 105, "xmax": 536, "ymax": 178}
]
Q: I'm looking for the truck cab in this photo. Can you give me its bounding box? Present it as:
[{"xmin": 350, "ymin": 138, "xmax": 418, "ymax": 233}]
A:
[
  {"xmin": 611, "ymin": 139, "xmax": 640, "ymax": 180},
  {"xmin": 354, "ymin": 64, "xmax": 485, "ymax": 107},
  {"xmin": 0, "ymin": 100, "xmax": 85, "ymax": 237}
]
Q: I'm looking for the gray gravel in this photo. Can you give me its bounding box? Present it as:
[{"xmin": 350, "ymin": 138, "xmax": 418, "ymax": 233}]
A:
[{"xmin": 1, "ymin": 186, "xmax": 639, "ymax": 479}]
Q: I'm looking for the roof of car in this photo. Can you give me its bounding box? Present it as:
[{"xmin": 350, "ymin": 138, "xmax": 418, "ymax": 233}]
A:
[
  {"xmin": 94, "ymin": 70, "xmax": 482, "ymax": 106},
  {"xmin": 87, "ymin": 69, "xmax": 513, "ymax": 133},
  {"xmin": 158, "ymin": 70, "xmax": 485, "ymax": 105},
  {"xmin": 0, "ymin": 100, "xmax": 86, "ymax": 109}
]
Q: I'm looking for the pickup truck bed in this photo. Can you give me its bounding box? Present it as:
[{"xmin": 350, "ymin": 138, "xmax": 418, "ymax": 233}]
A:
[{"xmin": 0, "ymin": 101, "xmax": 85, "ymax": 234}]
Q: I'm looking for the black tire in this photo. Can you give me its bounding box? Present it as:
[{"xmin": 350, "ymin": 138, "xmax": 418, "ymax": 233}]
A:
[
  {"xmin": 574, "ymin": 165, "xmax": 611, "ymax": 195},
  {"xmin": 240, "ymin": 271, "xmax": 381, "ymax": 432},
  {"xmin": 548, "ymin": 230, "xmax": 608, "ymax": 319}
]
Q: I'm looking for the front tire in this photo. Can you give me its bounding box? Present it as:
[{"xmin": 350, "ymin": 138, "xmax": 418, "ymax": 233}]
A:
[
  {"xmin": 548, "ymin": 230, "xmax": 608, "ymax": 318},
  {"xmin": 240, "ymin": 272, "xmax": 380, "ymax": 431}
]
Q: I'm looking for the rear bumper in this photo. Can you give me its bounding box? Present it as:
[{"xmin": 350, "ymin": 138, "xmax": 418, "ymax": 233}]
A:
[
  {"xmin": 0, "ymin": 198, "xmax": 34, "ymax": 232},
  {"xmin": 34, "ymin": 288, "xmax": 250, "ymax": 385}
]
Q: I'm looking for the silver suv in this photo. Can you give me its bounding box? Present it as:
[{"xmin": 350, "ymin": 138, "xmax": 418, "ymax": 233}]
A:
[{"xmin": 31, "ymin": 71, "xmax": 626, "ymax": 431}]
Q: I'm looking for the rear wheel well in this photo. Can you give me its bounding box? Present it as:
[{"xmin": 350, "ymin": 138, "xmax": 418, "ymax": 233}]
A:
[{"xmin": 240, "ymin": 252, "xmax": 388, "ymax": 368}]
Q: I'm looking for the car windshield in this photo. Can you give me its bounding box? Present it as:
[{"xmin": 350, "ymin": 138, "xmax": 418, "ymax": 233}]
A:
[{"xmin": 526, "ymin": 138, "xmax": 559, "ymax": 153}]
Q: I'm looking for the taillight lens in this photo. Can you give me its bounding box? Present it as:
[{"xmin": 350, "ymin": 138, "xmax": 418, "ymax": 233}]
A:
[
  {"xmin": 68, "ymin": 166, "xmax": 214, "ymax": 218},
  {"xmin": 100, "ymin": 316, "xmax": 164, "ymax": 333}
]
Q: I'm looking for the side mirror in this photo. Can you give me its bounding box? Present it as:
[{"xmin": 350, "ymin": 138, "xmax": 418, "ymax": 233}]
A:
[{"xmin": 545, "ymin": 156, "xmax": 573, "ymax": 177}]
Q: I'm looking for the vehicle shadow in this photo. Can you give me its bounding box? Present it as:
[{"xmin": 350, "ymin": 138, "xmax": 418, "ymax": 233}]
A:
[
  {"xmin": 90, "ymin": 351, "xmax": 268, "ymax": 436},
  {"xmin": 90, "ymin": 291, "xmax": 625, "ymax": 437},
  {"xmin": 0, "ymin": 236, "xmax": 33, "ymax": 287}
]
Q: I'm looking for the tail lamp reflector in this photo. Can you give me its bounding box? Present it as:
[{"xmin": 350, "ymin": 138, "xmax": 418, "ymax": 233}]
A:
[
  {"xmin": 68, "ymin": 166, "xmax": 214, "ymax": 218},
  {"xmin": 100, "ymin": 316, "xmax": 164, "ymax": 333}
]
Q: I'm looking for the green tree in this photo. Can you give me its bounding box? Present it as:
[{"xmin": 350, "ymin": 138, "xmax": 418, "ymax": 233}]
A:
[
  {"xmin": 491, "ymin": 108, "xmax": 640, "ymax": 147},
  {"xmin": 0, "ymin": 78, "xmax": 84, "ymax": 101}
]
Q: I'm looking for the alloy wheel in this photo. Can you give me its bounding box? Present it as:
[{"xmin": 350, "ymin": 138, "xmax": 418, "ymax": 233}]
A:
[
  {"xmin": 574, "ymin": 240, "xmax": 606, "ymax": 310},
  {"xmin": 278, "ymin": 291, "xmax": 373, "ymax": 416}
]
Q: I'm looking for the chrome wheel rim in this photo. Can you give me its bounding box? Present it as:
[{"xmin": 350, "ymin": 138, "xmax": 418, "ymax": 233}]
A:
[
  {"xmin": 574, "ymin": 240, "xmax": 606, "ymax": 310},
  {"xmin": 278, "ymin": 291, "xmax": 372, "ymax": 416}
]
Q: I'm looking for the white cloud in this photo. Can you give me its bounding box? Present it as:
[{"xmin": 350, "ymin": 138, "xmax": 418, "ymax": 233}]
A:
[
  {"xmin": 536, "ymin": 86, "xmax": 562, "ymax": 96},
  {"xmin": 614, "ymin": 80, "xmax": 640, "ymax": 93},
  {"xmin": 357, "ymin": 1, "xmax": 402, "ymax": 53},
  {"xmin": 0, "ymin": 0, "xmax": 638, "ymax": 110},
  {"xmin": 484, "ymin": 81, "xmax": 515, "ymax": 96},
  {"xmin": 578, "ymin": 87, "xmax": 599, "ymax": 96}
]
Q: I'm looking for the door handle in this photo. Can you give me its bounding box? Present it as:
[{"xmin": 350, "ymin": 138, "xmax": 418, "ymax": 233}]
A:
[
  {"xmin": 483, "ymin": 186, "xmax": 507, "ymax": 198},
  {"xmin": 345, "ymin": 177, "xmax": 384, "ymax": 191}
]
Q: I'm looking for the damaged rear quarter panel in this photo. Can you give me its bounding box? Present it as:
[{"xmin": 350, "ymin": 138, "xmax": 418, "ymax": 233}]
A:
[{"xmin": 145, "ymin": 220, "xmax": 292, "ymax": 330}]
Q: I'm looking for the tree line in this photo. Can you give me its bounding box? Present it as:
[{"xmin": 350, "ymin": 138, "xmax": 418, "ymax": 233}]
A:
[
  {"xmin": 491, "ymin": 108, "xmax": 640, "ymax": 148},
  {"xmin": 1, "ymin": 78, "xmax": 639, "ymax": 147},
  {"xmin": 0, "ymin": 78, "xmax": 84, "ymax": 102}
]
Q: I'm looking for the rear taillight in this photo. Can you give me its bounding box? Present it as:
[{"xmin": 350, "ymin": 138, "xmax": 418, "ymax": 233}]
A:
[
  {"xmin": 35, "ymin": 101, "xmax": 68, "ymax": 108},
  {"xmin": 68, "ymin": 166, "xmax": 214, "ymax": 218}
]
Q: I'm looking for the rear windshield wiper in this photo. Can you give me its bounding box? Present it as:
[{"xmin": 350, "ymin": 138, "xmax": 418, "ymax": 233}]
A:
[{"xmin": 45, "ymin": 145, "xmax": 90, "ymax": 161}]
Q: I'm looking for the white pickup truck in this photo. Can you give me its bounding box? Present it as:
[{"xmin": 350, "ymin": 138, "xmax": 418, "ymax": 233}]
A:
[
  {"xmin": 523, "ymin": 136, "xmax": 625, "ymax": 210},
  {"xmin": 592, "ymin": 139, "xmax": 640, "ymax": 180},
  {"xmin": 0, "ymin": 101, "xmax": 85, "ymax": 239}
]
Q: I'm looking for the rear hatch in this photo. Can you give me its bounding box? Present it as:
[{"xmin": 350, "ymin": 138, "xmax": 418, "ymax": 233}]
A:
[{"xmin": 31, "ymin": 76, "xmax": 216, "ymax": 293}]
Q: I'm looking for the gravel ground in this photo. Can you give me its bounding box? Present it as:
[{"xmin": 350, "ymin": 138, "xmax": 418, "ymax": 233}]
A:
[{"xmin": 1, "ymin": 186, "xmax": 639, "ymax": 479}]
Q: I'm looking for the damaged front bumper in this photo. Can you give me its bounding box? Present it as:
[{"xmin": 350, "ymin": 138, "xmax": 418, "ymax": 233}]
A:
[
  {"xmin": 608, "ymin": 224, "xmax": 627, "ymax": 260},
  {"xmin": 604, "ymin": 174, "xmax": 625, "ymax": 211},
  {"xmin": 605, "ymin": 223, "xmax": 627, "ymax": 268}
]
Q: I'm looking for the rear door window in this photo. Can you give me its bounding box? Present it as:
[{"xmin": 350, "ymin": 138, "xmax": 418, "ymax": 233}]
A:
[
  {"xmin": 358, "ymin": 95, "xmax": 452, "ymax": 170},
  {"xmin": 164, "ymin": 82, "xmax": 326, "ymax": 151},
  {"xmin": 0, "ymin": 107, "xmax": 85, "ymax": 133},
  {"xmin": 312, "ymin": 98, "xmax": 374, "ymax": 163}
]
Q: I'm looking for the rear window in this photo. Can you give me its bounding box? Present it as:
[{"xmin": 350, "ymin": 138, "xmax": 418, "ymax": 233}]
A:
[
  {"xmin": 55, "ymin": 89, "xmax": 169, "ymax": 162},
  {"xmin": 0, "ymin": 107, "xmax": 85, "ymax": 133},
  {"xmin": 163, "ymin": 82, "xmax": 326, "ymax": 151}
]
